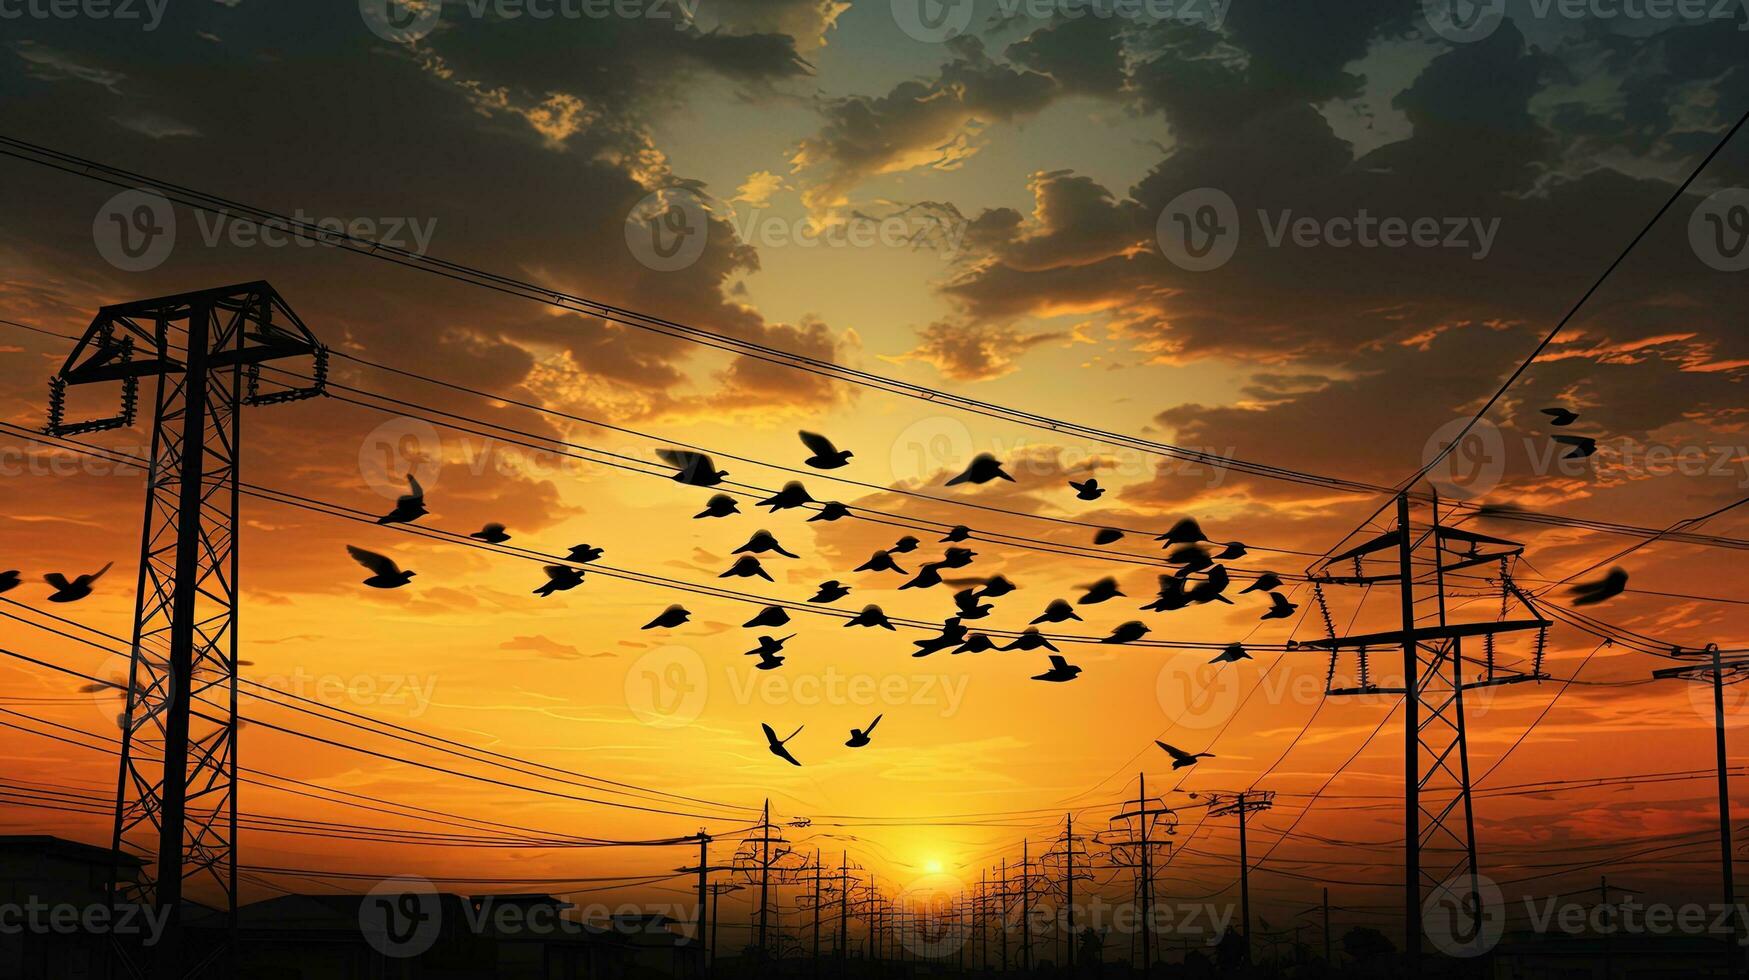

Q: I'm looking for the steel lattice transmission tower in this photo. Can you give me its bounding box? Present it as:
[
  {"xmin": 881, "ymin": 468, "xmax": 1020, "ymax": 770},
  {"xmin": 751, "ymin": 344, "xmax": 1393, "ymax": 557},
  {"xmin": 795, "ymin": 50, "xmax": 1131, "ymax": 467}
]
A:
[{"xmin": 48, "ymin": 282, "xmax": 325, "ymax": 976}]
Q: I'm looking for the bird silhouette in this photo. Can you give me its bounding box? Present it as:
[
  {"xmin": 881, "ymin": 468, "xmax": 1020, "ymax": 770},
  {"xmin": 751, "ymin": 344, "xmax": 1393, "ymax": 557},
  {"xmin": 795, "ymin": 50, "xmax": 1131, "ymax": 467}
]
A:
[
  {"xmin": 565, "ymin": 544, "xmax": 604, "ymax": 563},
  {"xmin": 953, "ymin": 634, "xmax": 999, "ymax": 655},
  {"xmin": 855, "ymin": 550, "xmax": 907, "ymax": 575},
  {"xmin": 1166, "ymin": 544, "xmax": 1214, "ymax": 576},
  {"xmin": 1093, "ymin": 529, "xmax": 1124, "ymax": 545},
  {"xmin": 1567, "ymin": 567, "xmax": 1628, "ymax": 606},
  {"xmin": 1215, "ymin": 542, "xmax": 1247, "ymax": 560},
  {"xmin": 945, "ymin": 454, "xmax": 1014, "ymax": 487},
  {"xmin": 470, "ymin": 522, "xmax": 511, "ymax": 544},
  {"xmin": 762, "ymin": 723, "xmax": 803, "ymax": 766},
  {"xmin": 695, "ymin": 494, "xmax": 740, "ymax": 519},
  {"xmin": 809, "ymin": 502, "xmax": 850, "ymax": 523},
  {"xmin": 1002, "ymin": 628, "xmax": 1059, "ymax": 653},
  {"xmin": 845, "ymin": 715, "xmax": 882, "ymax": 747},
  {"xmin": 375, "ymin": 474, "xmax": 428, "ymax": 525},
  {"xmin": 0, "ymin": 570, "xmax": 19, "ymax": 594},
  {"xmin": 1541, "ymin": 407, "xmax": 1578, "ymax": 426},
  {"xmin": 1140, "ymin": 576, "xmax": 1190, "ymax": 613},
  {"xmin": 1186, "ymin": 566, "xmax": 1234, "ymax": 605},
  {"xmin": 1069, "ymin": 478, "xmax": 1104, "ymax": 501},
  {"xmin": 744, "ymin": 606, "xmax": 791, "ymax": 628},
  {"xmin": 1155, "ymin": 740, "xmax": 1213, "ymax": 769},
  {"xmin": 534, "ymin": 565, "xmax": 585, "ymax": 597},
  {"xmin": 1102, "ymin": 621, "xmax": 1150, "ymax": 644},
  {"xmin": 658, "ymin": 449, "xmax": 727, "ymax": 487},
  {"xmin": 891, "ymin": 536, "xmax": 921, "ymax": 554},
  {"xmin": 721, "ymin": 556, "xmax": 774, "ymax": 582},
  {"xmin": 912, "ymin": 618, "xmax": 967, "ymax": 657},
  {"xmin": 1031, "ymin": 655, "xmax": 1082, "ymax": 682},
  {"xmin": 1156, "ymin": 517, "xmax": 1206, "ymax": 545},
  {"xmin": 1209, "ymin": 643, "xmax": 1251, "ymax": 665},
  {"xmin": 734, "ymin": 530, "xmax": 799, "ymax": 559},
  {"xmin": 940, "ymin": 525, "xmax": 972, "ymax": 542},
  {"xmin": 978, "ymin": 575, "xmax": 1017, "ymax": 599},
  {"xmin": 745, "ymin": 635, "xmax": 794, "ymax": 670},
  {"xmin": 758, "ymin": 482, "xmax": 816, "ymax": 512},
  {"xmin": 643, "ymin": 604, "xmax": 692, "ymax": 629},
  {"xmin": 799, "ymin": 431, "xmax": 854, "ymax": 469},
  {"xmin": 343, "ymin": 549, "xmax": 412, "ymax": 590},
  {"xmin": 1031, "ymin": 599, "xmax": 1083, "ymax": 624},
  {"xmin": 1239, "ymin": 572, "xmax": 1282, "ymax": 595},
  {"xmin": 845, "ymin": 604, "xmax": 896, "ymax": 630},
  {"xmin": 952, "ymin": 589, "xmax": 993, "ymax": 620},
  {"xmin": 899, "ymin": 564, "xmax": 946, "ymax": 590},
  {"xmin": 1077, "ymin": 577, "xmax": 1124, "ymax": 605},
  {"xmin": 1260, "ymin": 592, "xmax": 1298, "ymax": 620},
  {"xmin": 809, "ymin": 580, "xmax": 851, "ymax": 603},
  {"xmin": 936, "ymin": 547, "xmax": 977, "ymax": 569},
  {"xmin": 1553, "ymin": 434, "xmax": 1597, "ymax": 459}
]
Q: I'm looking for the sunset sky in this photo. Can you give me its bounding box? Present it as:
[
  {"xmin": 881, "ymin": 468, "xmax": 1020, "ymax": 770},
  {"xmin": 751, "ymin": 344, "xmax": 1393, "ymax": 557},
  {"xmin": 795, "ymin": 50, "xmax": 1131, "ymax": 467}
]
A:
[{"xmin": 1, "ymin": 0, "xmax": 1748, "ymax": 953}]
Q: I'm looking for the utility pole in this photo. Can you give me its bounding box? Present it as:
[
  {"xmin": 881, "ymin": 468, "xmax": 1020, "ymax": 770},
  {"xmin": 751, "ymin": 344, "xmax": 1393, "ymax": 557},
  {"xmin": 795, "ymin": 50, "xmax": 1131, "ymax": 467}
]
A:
[
  {"xmin": 812, "ymin": 849, "xmax": 822, "ymax": 975},
  {"xmin": 697, "ymin": 832, "xmax": 710, "ymax": 959},
  {"xmin": 839, "ymin": 850, "xmax": 850, "ymax": 966},
  {"xmin": 730, "ymin": 801, "xmax": 791, "ymax": 961},
  {"xmin": 1203, "ymin": 790, "xmax": 1276, "ymax": 963},
  {"xmin": 1021, "ymin": 839, "xmax": 1033, "ymax": 972},
  {"xmin": 1099, "ymin": 772, "xmax": 1177, "ymax": 979},
  {"xmin": 979, "ymin": 868, "xmax": 987, "ymax": 971},
  {"xmin": 1000, "ymin": 857, "xmax": 1009, "ymax": 973},
  {"xmin": 1653, "ymin": 643, "xmax": 1749, "ymax": 977},
  {"xmin": 49, "ymin": 284, "xmax": 326, "ymax": 979}
]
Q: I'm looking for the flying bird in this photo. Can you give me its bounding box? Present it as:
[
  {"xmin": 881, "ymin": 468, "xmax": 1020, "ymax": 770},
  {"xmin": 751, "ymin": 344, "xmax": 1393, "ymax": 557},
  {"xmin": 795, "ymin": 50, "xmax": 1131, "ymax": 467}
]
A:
[
  {"xmin": 978, "ymin": 575, "xmax": 1017, "ymax": 599},
  {"xmin": 695, "ymin": 494, "xmax": 740, "ymax": 519},
  {"xmin": 1031, "ymin": 655, "xmax": 1082, "ymax": 683},
  {"xmin": 643, "ymin": 604, "xmax": 691, "ymax": 629},
  {"xmin": 936, "ymin": 546, "xmax": 977, "ymax": 569},
  {"xmin": 845, "ymin": 715, "xmax": 882, "ymax": 748},
  {"xmin": 899, "ymin": 564, "xmax": 946, "ymax": 590},
  {"xmin": 745, "ymin": 635, "xmax": 794, "ymax": 670},
  {"xmin": 1541, "ymin": 407, "xmax": 1578, "ymax": 426},
  {"xmin": 658, "ymin": 449, "xmax": 727, "ymax": 487},
  {"xmin": 952, "ymin": 588, "xmax": 993, "ymax": 620},
  {"xmin": 1031, "ymin": 599, "xmax": 1083, "ymax": 624},
  {"xmin": 758, "ymin": 482, "xmax": 816, "ymax": 512},
  {"xmin": 1156, "ymin": 517, "xmax": 1206, "ymax": 545},
  {"xmin": 1155, "ymin": 741, "xmax": 1214, "ymax": 770},
  {"xmin": 891, "ymin": 536, "xmax": 921, "ymax": 554},
  {"xmin": 1166, "ymin": 544, "xmax": 1214, "ymax": 576},
  {"xmin": 1101, "ymin": 621, "xmax": 1151, "ymax": 644},
  {"xmin": 1093, "ymin": 528, "xmax": 1124, "ymax": 545},
  {"xmin": 720, "ymin": 556, "xmax": 774, "ymax": 582},
  {"xmin": 469, "ymin": 522, "xmax": 511, "ymax": 544},
  {"xmin": 375, "ymin": 474, "xmax": 427, "ymax": 525},
  {"xmin": 343, "ymin": 549, "xmax": 412, "ymax": 590},
  {"xmin": 1240, "ymin": 572, "xmax": 1283, "ymax": 595},
  {"xmin": 762, "ymin": 723, "xmax": 804, "ymax": 766},
  {"xmin": 953, "ymin": 634, "xmax": 1000, "ymax": 655},
  {"xmin": 1260, "ymin": 592, "xmax": 1298, "ymax": 620},
  {"xmin": 945, "ymin": 454, "xmax": 1013, "ymax": 487},
  {"xmin": 1553, "ymin": 434, "xmax": 1597, "ymax": 459},
  {"xmin": 533, "ymin": 565, "xmax": 585, "ymax": 597},
  {"xmin": 1215, "ymin": 542, "xmax": 1248, "ymax": 561},
  {"xmin": 0, "ymin": 570, "xmax": 19, "ymax": 594},
  {"xmin": 809, "ymin": 502, "xmax": 851, "ymax": 523},
  {"xmin": 845, "ymin": 604, "xmax": 896, "ymax": 630},
  {"xmin": 1002, "ymin": 628, "xmax": 1059, "ymax": 653},
  {"xmin": 734, "ymin": 530, "xmax": 799, "ymax": 559},
  {"xmin": 912, "ymin": 618, "xmax": 967, "ymax": 657},
  {"xmin": 1140, "ymin": 576, "xmax": 1190, "ymax": 613},
  {"xmin": 1069, "ymin": 478, "xmax": 1104, "ymax": 501},
  {"xmin": 799, "ymin": 431, "xmax": 854, "ymax": 469},
  {"xmin": 1186, "ymin": 566, "xmax": 1234, "ymax": 605},
  {"xmin": 855, "ymin": 550, "xmax": 907, "ymax": 575},
  {"xmin": 809, "ymin": 580, "xmax": 851, "ymax": 603},
  {"xmin": 940, "ymin": 525, "xmax": 972, "ymax": 543},
  {"xmin": 1210, "ymin": 643, "xmax": 1251, "ymax": 665},
  {"xmin": 744, "ymin": 606, "xmax": 791, "ymax": 628},
  {"xmin": 565, "ymin": 544, "xmax": 604, "ymax": 564},
  {"xmin": 1077, "ymin": 577, "xmax": 1124, "ymax": 605},
  {"xmin": 1567, "ymin": 567, "xmax": 1628, "ymax": 606}
]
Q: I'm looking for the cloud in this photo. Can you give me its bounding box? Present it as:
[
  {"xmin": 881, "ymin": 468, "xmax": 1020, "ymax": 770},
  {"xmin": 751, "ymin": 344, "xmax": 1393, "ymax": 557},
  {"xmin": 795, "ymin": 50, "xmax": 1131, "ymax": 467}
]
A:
[
  {"xmin": 891, "ymin": 320, "xmax": 1064, "ymax": 382},
  {"xmin": 500, "ymin": 634, "xmax": 586, "ymax": 659}
]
